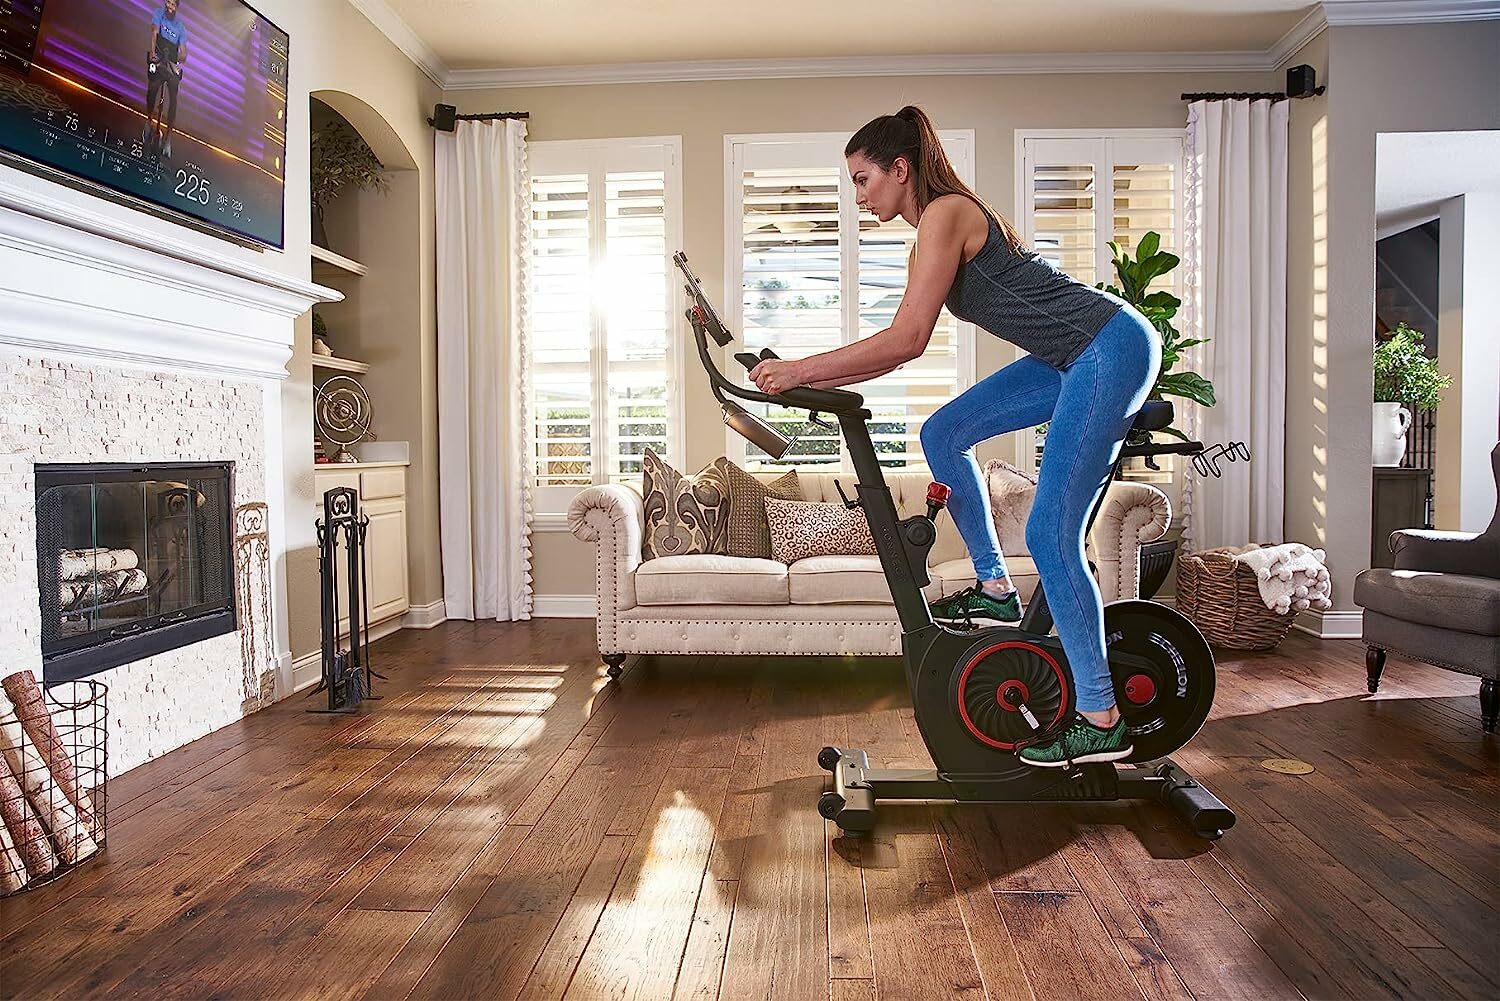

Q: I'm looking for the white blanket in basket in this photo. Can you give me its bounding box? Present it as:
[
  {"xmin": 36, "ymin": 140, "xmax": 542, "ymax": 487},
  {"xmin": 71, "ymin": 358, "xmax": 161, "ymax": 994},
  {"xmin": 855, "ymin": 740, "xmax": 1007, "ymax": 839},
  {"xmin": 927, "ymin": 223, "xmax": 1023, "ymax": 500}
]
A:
[{"xmin": 1209, "ymin": 543, "xmax": 1333, "ymax": 615}]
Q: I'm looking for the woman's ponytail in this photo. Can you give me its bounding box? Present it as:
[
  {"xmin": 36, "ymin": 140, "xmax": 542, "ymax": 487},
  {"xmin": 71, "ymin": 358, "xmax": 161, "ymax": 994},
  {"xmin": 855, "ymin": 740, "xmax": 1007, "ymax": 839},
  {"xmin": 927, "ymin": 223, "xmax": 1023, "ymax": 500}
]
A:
[{"xmin": 848, "ymin": 105, "xmax": 1024, "ymax": 253}]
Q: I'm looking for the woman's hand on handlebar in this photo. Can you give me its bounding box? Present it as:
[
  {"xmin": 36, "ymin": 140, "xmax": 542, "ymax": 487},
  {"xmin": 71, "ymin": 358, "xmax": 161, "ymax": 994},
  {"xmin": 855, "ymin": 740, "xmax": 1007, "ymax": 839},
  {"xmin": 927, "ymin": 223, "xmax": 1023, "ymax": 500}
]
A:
[{"xmin": 750, "ymin": 358, "xmax": 805, "ymax": 396}]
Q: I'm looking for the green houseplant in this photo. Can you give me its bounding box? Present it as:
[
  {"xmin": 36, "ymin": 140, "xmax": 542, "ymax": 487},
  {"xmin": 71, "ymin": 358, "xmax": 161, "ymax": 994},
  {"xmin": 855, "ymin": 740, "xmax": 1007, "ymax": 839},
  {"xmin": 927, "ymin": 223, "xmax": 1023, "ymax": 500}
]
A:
[
  {"xmin": 1098, "ymin": 233, "xmax": 1214, "ymax": 442},
  {"xmin": 309, "ymin": 120, "xmax": 389, "ymax": 250},
  {"xmin": 1371, "ymin": 322, "xmax": 1450, "ymax": 466},
  {"xmin": 1035, "ymin": 232, "xmax": 1214, "ymax": 456}
]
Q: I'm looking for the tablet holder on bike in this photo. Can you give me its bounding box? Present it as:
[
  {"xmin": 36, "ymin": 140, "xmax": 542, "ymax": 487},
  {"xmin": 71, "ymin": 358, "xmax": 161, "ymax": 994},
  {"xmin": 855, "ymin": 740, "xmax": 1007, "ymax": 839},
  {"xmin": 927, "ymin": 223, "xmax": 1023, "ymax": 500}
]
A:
[{"xmin": 675, "ymin": 251, "xmax": 867, "ymax": 462}]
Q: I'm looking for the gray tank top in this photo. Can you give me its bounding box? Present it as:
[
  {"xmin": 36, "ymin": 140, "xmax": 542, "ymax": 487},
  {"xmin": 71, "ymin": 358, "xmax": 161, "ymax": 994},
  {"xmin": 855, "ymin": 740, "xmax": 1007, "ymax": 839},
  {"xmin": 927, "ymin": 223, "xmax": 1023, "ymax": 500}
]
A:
[{"xmin": 944, "ymin": 212, "xmax": 1124, "ymax": 369}]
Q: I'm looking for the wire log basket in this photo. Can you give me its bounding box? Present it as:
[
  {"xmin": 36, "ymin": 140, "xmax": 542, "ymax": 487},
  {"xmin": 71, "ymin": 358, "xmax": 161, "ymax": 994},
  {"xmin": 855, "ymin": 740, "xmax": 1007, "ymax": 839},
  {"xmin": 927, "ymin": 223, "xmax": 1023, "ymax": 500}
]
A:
[{"xmin": 0, "ymin": 676, "xmax": 108, "ymax": 897}]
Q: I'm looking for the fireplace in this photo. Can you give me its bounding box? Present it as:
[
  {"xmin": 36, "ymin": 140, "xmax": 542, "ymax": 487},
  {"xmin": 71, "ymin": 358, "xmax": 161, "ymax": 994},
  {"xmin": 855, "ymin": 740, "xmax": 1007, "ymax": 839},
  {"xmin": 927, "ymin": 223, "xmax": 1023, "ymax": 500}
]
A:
[{"xmin": 35, "ymin": 463, "xmax": 236, "ymax": 685}]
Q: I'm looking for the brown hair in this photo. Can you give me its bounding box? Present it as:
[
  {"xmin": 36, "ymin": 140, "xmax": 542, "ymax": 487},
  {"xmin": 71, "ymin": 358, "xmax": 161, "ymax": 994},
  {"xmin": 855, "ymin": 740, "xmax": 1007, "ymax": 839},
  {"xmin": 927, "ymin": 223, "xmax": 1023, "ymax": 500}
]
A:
[{"xmin": 845, "ymin": 105, "xmax": 1024, "ymax": 253}]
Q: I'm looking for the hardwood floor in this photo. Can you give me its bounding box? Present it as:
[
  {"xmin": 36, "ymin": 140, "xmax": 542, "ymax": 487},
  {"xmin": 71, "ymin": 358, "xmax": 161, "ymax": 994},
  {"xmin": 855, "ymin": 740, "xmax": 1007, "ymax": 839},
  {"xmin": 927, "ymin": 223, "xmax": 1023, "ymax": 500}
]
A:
[{"xmin": 2, "ymin": 620, "xmax": 1496, "ymax": 1000}]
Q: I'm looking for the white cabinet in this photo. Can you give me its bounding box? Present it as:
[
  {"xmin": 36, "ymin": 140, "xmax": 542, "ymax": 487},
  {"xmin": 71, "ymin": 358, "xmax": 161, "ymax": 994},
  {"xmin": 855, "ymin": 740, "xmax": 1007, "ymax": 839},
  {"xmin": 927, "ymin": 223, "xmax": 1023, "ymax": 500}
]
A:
[{"xmin": 314, "ymin": 463, "xmax": 409, "ymax": 637}]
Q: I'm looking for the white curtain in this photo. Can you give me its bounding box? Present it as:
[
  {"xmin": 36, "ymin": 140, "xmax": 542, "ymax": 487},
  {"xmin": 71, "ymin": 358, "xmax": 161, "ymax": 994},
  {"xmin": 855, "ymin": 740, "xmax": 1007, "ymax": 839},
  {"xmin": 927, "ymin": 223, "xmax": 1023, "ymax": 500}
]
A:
[
  {"xmin": 1181, "ymin": 99, "xmax": 1289, "ymax": 552},
  {"xmin": 437, "ymin": 119, "xmax": 534, "ymax": 621}
]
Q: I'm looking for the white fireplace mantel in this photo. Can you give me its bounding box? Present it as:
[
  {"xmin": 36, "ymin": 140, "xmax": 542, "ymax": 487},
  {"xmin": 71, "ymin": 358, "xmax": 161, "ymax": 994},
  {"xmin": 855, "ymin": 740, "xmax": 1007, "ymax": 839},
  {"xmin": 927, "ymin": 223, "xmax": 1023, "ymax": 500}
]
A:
[
  {"xmin": 2, "ymin": 166, "xmax": 339, "ymax": 755},
  {"xmin": 0, "ymin": 171, "xmax": 338, "ymax": 380}
]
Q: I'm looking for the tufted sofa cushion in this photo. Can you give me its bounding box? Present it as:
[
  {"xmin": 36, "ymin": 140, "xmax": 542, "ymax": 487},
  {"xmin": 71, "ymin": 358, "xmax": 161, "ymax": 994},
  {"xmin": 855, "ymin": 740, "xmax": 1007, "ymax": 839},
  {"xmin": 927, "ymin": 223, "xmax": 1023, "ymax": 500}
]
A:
[{"xmin": 636, "ymin": 554, "xmax": 788, "ymax": 605}]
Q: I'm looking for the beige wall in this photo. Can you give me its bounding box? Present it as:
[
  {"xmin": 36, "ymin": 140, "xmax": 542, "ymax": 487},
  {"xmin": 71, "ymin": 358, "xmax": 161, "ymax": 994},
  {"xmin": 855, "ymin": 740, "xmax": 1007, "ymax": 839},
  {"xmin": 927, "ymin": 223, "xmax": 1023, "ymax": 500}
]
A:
[
  {"xmin": 447, "ymin": 68, "xmax": 1277, "ymax": 598},
  {"xmin": 1285, "ymin": 21, "xmax": 1500, "ymax": 614},
  {"xmin": 249, "ymin": 2, "xmax": 441, "ymax": 662},
  {"xmin": 1284, "ymin": 29, "xmax": 1330, "ymax": 610}
]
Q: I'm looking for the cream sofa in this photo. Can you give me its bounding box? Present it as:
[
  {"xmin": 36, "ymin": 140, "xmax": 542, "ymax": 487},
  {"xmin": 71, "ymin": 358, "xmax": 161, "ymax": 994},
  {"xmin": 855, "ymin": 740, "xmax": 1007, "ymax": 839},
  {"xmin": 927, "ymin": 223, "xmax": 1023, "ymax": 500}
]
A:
[{"xmin": 567, "ymin": 464, "xmax": 1171, "ymax": 667}]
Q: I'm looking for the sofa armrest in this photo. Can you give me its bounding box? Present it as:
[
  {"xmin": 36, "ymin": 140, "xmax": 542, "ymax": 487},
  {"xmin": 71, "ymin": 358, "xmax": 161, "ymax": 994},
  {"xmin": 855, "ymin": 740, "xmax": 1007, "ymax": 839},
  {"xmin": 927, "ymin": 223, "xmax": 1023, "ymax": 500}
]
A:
[
  {"xmin": 1091, "ymin": 481, "xmax": 1171, "ymax": 601},
  {"xmin": 567, "ymin": 485, "xmax": 643, "ymax": 624},
  {"xmin": 1391, "ymin": 529, "xmax": 1498, "ymax": 578}
]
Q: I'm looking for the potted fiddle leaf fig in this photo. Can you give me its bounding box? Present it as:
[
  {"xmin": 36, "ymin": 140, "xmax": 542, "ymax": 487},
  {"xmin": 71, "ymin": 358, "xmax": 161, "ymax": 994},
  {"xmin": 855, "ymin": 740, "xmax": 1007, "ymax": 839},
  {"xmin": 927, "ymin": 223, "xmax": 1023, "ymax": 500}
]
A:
[
  {"xmin": 1097, "ymin": 233, "xmax": 1215, "ymax": 442},
  {"xmin": 1034, "ymin": 232, "xmax": 1216, "ymax": 457}
]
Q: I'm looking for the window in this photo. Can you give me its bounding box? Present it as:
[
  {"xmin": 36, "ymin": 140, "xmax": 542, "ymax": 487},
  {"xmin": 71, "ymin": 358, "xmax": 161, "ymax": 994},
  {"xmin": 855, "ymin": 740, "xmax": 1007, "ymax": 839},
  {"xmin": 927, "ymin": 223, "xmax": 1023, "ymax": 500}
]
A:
[
  {"xmin": 1016, "ymin": 131, "xmax": 1185, "ymax": 480},
  {"xmin": 528, "ymin": 138, "xmax": 684, "ymax": 515},
  {"xmin": 725, "ymin": 133, "xmax": 976, "ymax": 470}
]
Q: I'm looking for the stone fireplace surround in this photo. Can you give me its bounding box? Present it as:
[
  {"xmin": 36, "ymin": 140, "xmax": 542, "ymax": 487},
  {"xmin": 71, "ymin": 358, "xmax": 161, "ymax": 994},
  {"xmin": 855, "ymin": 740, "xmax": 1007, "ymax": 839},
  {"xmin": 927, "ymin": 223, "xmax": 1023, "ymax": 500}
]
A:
[{"xmin": 0, "ymin": 171, "xmax": 332, "ymax": 775}]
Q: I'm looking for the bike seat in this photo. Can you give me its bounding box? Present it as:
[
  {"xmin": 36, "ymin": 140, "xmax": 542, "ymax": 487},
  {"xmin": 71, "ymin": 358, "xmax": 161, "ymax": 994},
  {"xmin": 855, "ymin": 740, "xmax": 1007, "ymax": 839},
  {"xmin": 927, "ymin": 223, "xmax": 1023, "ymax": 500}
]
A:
[{"xmin": 1131, "ymin": 400, "xmax": 1175, "ymax": 433}]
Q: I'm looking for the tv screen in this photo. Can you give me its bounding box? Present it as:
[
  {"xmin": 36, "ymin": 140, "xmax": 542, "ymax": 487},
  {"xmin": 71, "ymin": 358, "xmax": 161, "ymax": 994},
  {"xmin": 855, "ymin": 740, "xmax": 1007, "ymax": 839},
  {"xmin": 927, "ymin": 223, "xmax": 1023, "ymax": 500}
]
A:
[{"xmin": 0, "ymin": 0, "xmax": 289, "ymax": 248}]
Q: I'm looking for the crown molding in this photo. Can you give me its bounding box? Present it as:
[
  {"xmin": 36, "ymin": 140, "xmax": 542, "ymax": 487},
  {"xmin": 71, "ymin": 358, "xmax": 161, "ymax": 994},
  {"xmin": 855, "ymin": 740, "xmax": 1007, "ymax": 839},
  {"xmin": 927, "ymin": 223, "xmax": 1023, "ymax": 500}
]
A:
[
  {"xmin": 346, "ymin": 0, "xmax": 1500, "ymax": 93},
  {"xmin": 444, "ymin": 50, "xmax": 1272, "ymax": 90},
  {"xmin": 346, "ymin": 0, "xmax": 447, "ymax": 86},
  {"xmin": 1320, "ymin": 0, "xmax": 1500, "ymax": 25},
  {"xmin": 1269, "ymin": 6, "xmax": 1330, "ymax": 67}
]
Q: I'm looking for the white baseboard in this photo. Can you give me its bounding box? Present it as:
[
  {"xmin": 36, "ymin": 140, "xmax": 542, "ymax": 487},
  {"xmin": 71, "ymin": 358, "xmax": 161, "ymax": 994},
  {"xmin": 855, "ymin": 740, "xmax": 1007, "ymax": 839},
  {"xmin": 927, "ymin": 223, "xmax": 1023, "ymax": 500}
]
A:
[
  {"xmin": 533, "ymin": 594, "xmax": 597, "ymax": 618},
  {"xmin": 290, "ymin": 616, "xmax": 407, "ymax": 693},
  {"xmin": 291, "ymin": 650, "xmax": 322, "ymax": 693},
  {"xmin": 403, "ymin": 599, "xmax": 446, "ymax": 629},
  {"xmin": 274, "ymin": 651, "xmax": 293, "ymax": 700},
  {"xmin": 1293, "ymin": 608, "xmax": 1364, "ymax": 640}
]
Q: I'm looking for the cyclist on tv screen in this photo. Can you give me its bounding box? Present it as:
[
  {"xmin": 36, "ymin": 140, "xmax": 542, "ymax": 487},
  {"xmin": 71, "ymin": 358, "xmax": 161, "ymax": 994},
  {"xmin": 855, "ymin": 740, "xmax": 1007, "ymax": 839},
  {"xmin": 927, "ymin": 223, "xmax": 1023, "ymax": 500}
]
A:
[{"xmin": 144, "ymin": 0, "xmax": 188, "ymax": 160}]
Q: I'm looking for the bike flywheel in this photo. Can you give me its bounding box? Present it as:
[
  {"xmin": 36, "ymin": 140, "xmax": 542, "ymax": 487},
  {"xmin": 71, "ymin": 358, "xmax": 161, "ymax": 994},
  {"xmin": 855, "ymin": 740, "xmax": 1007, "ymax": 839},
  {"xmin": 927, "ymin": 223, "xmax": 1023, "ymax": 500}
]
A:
[
  {"xmin": 952, "ymin": 639, "xmax": 1073, "ymax": 750},
  {"xmin": 1103, "ymin": 600, "xmax": 1216, "ymax": 762}
]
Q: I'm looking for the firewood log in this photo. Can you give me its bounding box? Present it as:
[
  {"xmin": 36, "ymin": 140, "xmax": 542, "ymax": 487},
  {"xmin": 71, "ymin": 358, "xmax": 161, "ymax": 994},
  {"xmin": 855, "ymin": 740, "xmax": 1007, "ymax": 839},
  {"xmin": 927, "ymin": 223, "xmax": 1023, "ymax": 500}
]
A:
[
  {"xmin": 0, "ymin": 806, "xmax": 27, "ymax": 893},
  {"xmin": 0, "ymin": 671, "xmax": 98, "ymax": 836},
  {"xmin": 0, "ymin": 691, "xmax": 97, "ymax": 865},
  {"xmin": 0, "ymin": 761, "xmax": 54, "ymax": 878}
]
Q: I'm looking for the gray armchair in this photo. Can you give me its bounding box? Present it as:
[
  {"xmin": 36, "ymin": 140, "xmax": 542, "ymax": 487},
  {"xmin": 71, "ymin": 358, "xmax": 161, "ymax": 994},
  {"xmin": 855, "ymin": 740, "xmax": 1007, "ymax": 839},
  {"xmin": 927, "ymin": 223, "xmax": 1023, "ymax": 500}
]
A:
[{"xmin": 1354, "ymin": 443, "xmax": 1500, "ymax": 732}]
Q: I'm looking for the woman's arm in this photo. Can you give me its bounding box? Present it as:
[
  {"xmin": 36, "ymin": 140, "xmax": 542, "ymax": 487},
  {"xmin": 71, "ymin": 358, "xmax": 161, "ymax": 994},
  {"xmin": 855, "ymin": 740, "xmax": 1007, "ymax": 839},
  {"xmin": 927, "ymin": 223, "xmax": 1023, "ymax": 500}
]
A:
[
  {"xmin": 807, "ymin": 362, "xmax": 901, "ymax": 389},
  {"xmin": 752, "ymin": 198, "xmax": 968, "ymax": 393}
]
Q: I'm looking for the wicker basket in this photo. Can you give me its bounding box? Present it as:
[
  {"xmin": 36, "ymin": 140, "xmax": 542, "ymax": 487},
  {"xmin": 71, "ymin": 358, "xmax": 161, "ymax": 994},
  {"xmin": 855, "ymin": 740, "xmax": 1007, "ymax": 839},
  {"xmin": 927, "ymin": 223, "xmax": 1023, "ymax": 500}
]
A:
[{"xmin": 1176, "ymin": 548, "xmax": 1299, "ymax": 651}]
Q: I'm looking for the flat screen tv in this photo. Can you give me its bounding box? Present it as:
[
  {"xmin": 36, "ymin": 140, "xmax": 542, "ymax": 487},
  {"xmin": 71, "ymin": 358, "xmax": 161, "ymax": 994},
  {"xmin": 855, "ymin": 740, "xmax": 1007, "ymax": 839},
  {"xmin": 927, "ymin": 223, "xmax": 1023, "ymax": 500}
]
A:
[{"xmin": 0, "ymin": 0, "xmax": 289, "ymax": 248}]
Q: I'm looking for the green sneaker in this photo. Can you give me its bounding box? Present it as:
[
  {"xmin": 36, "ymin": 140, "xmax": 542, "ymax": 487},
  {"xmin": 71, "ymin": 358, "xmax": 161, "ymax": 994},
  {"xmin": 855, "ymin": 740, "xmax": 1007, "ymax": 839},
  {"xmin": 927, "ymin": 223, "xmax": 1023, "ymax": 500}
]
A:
[
  {"xmin": 929, "ymin": 584, "xmax": 1022, "ymax": 627},
  {"xmin": 1018, "ymin": 716, "xmax": 1134, "ymax": 768}
]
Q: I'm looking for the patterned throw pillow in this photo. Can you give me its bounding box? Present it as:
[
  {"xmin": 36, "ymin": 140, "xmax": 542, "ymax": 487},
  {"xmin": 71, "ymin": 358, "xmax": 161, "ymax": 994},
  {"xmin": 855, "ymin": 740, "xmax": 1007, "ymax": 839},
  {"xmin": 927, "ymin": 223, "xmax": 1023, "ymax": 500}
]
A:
[
  {"xmin": 765, "ymin": 497, "xmax": 878, "ymax": 564},
  {"xmin": 713, "ymin": 458, "xmax": 803, "ymax": 560},
  {"xmin": 984, "ymin": 458, "xmax": 1038, "ymax": 554},
  {"xmin": 640, "ymin": 450, "xmax": 730, "ymax": 560}
]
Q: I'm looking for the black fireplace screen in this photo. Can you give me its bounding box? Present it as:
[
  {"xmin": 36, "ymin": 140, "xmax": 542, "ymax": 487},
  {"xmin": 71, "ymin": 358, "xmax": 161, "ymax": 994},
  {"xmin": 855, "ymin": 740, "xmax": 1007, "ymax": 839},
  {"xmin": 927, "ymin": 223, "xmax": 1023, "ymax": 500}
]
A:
[{"xmin": 35, "ymin": 463, "xmax": 236, "ymax": 685}]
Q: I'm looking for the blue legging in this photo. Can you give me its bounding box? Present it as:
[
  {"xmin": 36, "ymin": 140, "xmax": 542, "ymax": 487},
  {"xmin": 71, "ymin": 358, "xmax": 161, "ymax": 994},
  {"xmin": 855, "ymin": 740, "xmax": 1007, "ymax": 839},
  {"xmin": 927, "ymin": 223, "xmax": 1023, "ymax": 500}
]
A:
[{"xmin": 919, "ymin": 306, "xmax": 1161, "ymax": 712}]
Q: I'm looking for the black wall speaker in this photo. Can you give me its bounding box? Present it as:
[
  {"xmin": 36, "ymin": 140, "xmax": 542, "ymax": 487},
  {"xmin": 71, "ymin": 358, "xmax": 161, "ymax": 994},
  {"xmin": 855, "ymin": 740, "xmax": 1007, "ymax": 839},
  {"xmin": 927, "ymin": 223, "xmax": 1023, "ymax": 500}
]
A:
[
  {"xmin": 1286, "ymin": 64, "xmax": 1320, "ymax": 99},
  {"xmin": 431, "ymin": 103, "xmax": 458, "ymax": 132}
]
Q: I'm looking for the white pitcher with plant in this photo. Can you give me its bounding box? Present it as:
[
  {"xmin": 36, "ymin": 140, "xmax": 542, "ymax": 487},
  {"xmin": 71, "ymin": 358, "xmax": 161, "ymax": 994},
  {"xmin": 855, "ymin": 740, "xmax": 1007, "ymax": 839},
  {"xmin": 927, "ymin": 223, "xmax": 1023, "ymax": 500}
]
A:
[{"xmin": 1372, "ymin": 323, "xmax": 1450, "ymax": 467}]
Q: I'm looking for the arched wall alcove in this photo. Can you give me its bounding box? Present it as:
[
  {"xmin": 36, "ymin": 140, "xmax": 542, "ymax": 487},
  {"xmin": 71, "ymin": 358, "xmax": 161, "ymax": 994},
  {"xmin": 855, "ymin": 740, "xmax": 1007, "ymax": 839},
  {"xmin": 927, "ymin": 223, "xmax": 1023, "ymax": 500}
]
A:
[{"xmin": 294, "ymin": 89, "xmax": 428, "ymax": 658}]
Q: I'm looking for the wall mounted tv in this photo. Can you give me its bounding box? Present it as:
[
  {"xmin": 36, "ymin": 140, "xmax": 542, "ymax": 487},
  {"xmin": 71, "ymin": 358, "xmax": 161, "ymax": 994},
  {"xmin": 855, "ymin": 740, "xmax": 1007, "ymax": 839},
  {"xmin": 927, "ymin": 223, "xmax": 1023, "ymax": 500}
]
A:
[{"xmin": 0, "ymin": 0, "xmax": 289, "ymax": 249}]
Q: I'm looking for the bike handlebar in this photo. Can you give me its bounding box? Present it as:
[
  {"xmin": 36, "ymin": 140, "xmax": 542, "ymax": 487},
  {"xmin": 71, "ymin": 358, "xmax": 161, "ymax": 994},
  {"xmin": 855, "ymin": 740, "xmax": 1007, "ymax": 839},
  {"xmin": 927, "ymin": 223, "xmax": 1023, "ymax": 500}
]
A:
[{"xmin": 675, "ymin": 252, "xmax": 866, "ymax": 417}]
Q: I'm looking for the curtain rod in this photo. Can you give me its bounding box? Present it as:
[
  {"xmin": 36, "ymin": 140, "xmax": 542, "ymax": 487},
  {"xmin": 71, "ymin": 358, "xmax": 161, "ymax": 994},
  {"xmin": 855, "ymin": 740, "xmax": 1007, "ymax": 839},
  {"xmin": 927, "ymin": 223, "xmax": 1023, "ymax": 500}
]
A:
[
  {"xmin": 1185, "ymin": 65, "xmax": 1325, "ymax": 102},
  {"xmin": 1181, "ymin": 91, "xmax": 1288, "ymax": 102},
  {"xmin": 427, "ymin": 103, "xmax": 529, "ymax": 131}
]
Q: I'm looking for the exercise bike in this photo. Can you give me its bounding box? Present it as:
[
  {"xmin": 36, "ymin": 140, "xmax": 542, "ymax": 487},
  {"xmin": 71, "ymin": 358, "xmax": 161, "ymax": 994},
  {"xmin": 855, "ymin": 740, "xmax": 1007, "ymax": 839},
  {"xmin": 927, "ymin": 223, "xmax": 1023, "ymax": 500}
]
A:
[{"xmin": 674, "ymin": 252, "xmax": 1239, "ymax": 840}]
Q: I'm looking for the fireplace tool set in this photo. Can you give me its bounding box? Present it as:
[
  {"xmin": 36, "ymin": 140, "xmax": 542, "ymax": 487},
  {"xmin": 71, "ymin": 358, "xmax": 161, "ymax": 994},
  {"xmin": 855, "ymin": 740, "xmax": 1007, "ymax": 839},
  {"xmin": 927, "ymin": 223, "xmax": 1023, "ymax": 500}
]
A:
[{"xmin": 309, "ymin": 487, "xmax": 384, "ymax": 713}]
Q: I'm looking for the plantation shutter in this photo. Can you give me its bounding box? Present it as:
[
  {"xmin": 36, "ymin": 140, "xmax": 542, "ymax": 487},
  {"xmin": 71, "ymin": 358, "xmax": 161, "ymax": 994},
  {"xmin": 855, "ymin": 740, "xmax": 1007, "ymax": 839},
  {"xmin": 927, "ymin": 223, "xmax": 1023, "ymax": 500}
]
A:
[
  {"xmin": 728, "ymin": 133, "xmax": 975, "ymax": 470},
  {"xmin": 605, "ymin": 169, "xmax": 670, "ymax": 479},
  {"xmin": 528, "ymin": 139, "xmax": 682, "ymax": 513},
  {"xmin": 1019, "ymin": 133, "xmax": 1184, "ymax": 478},
  {"xmin": 739, "ymin": 161, "xmax": 845, "ymax": 467},
  {"xmin": 530, "ymin": 172, "xmax": 593, "ymax": 488}
]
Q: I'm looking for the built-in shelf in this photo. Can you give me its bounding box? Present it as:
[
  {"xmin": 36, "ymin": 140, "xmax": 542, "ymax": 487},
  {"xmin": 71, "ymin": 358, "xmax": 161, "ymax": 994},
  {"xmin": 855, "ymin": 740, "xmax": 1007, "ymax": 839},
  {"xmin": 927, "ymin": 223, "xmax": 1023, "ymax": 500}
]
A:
[
  {"xmin": 312, "ymin": 354, "xmax": 370, "ymax": 374},
  {"xmin": 311, "ymin": 244, "xmax": 368, "ymax": 280}
]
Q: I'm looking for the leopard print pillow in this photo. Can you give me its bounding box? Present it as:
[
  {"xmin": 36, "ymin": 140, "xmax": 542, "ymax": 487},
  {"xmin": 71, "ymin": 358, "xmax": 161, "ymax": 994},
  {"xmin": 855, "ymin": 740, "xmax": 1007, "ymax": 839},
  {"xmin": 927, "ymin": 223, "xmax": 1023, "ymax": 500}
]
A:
[
  {"xmin": 765, "ymin": 497, "xmax": 878, "ymax": 564},
  {"xmin": 640, "ymin": 450, "xmax": 730, "ymax": 560}
]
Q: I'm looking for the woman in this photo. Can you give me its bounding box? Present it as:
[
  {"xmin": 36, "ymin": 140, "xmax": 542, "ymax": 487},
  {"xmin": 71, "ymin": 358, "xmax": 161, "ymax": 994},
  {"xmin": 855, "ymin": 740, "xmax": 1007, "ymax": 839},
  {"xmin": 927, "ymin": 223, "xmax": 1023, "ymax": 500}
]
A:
[{"xmin": 750, "ymin": 106, "xmax": 1160, "ymax": 767}]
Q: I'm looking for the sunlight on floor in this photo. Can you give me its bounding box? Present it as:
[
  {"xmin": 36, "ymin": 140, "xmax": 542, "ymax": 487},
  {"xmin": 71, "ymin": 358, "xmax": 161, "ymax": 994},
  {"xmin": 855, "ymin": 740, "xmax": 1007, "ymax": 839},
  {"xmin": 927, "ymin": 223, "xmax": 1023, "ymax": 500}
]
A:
[{"xmin": 623, "ymin": 790, "xmax": 715, "ymax": 905}]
